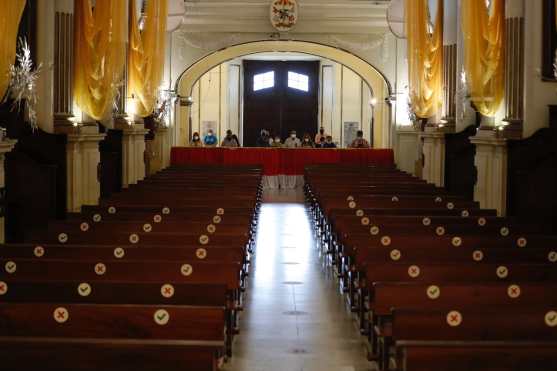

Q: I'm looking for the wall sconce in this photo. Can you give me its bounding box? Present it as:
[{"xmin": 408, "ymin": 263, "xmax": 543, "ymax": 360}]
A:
[
  {"xmin": 369, "ymin": 97, "xmax": 378, "ymax": 107},
  {"xmin": 179, "ymin": 96, "xmax": 194, "ymax": 107}
]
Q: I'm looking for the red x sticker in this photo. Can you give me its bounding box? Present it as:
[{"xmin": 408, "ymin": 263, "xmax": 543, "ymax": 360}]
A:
[
  {"xmin": 408, "ymin": 265, "xmax": 420, "ymax": 278},
  {"xmin": 472, "ymin": 250, "xmax": 484, "ymax": 262},
  {"xmin": 94, "ymin": 263, "xmax": 107, "ymax": 276},
  {"xmin": 0, "ymin": 281, "xmax": 7, "ymax": 295},
  {"xmin": 447, "ymin": 310, "xmax": 462, "ymax": 326},
  {"xmin": 53, "ymin": 307, "xmax": 69, "ymax": 323},
  {"xmin": 34, "ymin": 246, "xmax": 45, "ymax": 258},
  {"xmin": 161, "ymin": 284, "xmax": 175, "ymax": 298},
  {"xmin": 507, "ymin": 284, "xmax": 521, "ymax": 299}
]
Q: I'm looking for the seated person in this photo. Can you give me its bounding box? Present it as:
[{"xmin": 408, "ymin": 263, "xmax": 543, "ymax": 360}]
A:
[
  {"xmin": 271, "ymin": 135, "xmax": 282, "ymax": 147},
  {"xmin": 190, "ymin": 132, "xmax": 203, "ymax": 147},
  {"xmin": 314, "ymin": 126, "xmax": 329, "ymax": 144},
  {"xmin": 203, "ymin": 130, "xmax": 218, "ymax": 147},
  {"xmin": 315, "ymin": 137, "xmax": 326, "ymax": 148},
  {"xmin": 301, "ymin": 133, "xmax": 314, "ymax": 148},
  {"xmin": 323, "ymin": 135, "xmax": 336, "ymax": 148},
  {"xmin": 256, "ymin": 130, "xmax": 271, "ymax": 147},
  {"xmin": 349, "ymin": 130, "xmax": 370, "ymax": 149},
  {"xmin": 283, "ymin": 130, "xmax": 301, "ymax": 148},
  {"xmin": 231, "ymin": 134, "xmax": 240, "ymax": 147},
  {"xmin": 221, "ymin": 130, "xmax": 239, "ymax": 147}
]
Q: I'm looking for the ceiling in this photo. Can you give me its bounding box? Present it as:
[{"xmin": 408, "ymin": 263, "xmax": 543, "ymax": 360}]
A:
[{"xmin": 176, "ymin": 0, "xmax": 391, "ymax": 34}]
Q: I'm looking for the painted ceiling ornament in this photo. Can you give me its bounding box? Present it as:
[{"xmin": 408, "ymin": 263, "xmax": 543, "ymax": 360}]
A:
[{"xmin": 270, "ymin": 0, "xmax": 299, "ymax": 32}]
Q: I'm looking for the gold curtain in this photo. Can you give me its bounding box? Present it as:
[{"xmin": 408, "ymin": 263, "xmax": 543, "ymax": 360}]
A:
[
  {"xmin": 405, "ymin": 0, "xmax": 444, "ymax": 119},
  {"xmin": 0, "ymin": 0, "xmax": 26, "ymax": 100},
  {"xmin": 128, "ymin": 0, "xmax": 168, "ymax": 117},
  {"xmin": 461, "ymin": 0, "xmax": 505, "ymax": 117},
  {"xmin": 74, "ymin": 0, "xmax": 126, "ymax": 121}
]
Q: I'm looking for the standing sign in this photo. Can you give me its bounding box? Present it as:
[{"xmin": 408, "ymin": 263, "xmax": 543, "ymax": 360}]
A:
[{"xmin": 343, "ymin": 122, "xmax": 359, "ymax": 148}]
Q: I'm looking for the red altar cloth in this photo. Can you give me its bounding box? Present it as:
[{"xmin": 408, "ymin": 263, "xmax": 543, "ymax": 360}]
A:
[{"xmin": 170, "ymin": 147, "xmax": 394, "ymax": 176}]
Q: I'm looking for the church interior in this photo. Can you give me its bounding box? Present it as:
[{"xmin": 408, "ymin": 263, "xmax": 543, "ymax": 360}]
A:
[{"xmin": 0, "ymin": 0, "xmax": 556, "ymax": 370}]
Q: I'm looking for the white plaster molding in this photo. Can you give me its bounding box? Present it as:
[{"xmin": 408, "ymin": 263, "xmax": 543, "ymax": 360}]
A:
[
  {"xmin": 420, "ymin": 130, "xmax": 446, "ymax": 187},
  {"xmin": 395, "ymin": 127, "xmax": 421, "ymax": 176},
  {"xmin": 120, "ymin": 124, "xmax": 149, "ymax": 188},
  {"xmin": 0, "ymin": 139, "xmax": 18, "ymax": 243}
]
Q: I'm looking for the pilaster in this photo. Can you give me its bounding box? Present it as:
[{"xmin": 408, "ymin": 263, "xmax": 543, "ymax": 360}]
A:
[
  {"xmin": 148, "ymin": 127, "xmax": 171, "ymax": 175},
  {"xmin": 117, "ymin": 123, "xmax": 149, "ymax": 188},
  {"xmin": 0, "ymin": 140, "xmax": 18, "ymax": 243},
  {"xmin": 420, "ymin": 128, "xmax": 446, "ymax": 187},
  {"xmin": 395, "ymin": 126, "xmax": 421, "ymax": 176},
  {"xmin": 470, "ymin": 132, "xmax": 508, "ymax": 216}
]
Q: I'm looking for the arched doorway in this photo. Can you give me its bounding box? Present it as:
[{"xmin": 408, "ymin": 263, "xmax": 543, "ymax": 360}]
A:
[{"xmin": 173, "ymin": 40, "xmax": 392, "ymax": 148}]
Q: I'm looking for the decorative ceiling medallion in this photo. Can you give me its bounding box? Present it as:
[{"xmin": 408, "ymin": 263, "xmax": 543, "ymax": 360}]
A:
[{"xmin": 270, "ymin": 0, "xmax": 299, "ymax": 32}]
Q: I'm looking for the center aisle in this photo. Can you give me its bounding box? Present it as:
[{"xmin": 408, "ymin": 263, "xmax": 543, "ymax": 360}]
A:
[{"xmin": 225, "ymin": 201, "xmax": 373, "ymax": 371}]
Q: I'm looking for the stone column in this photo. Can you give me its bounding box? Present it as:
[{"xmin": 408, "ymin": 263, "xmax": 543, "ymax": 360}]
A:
[
  {"xmin": 118, "ymin": 123, "xmax": 149, "ymax": 188},
  {"xmin": 470, "ymin": 134, "xmax": 508, "ymax": 216},
  {"xmin": 420, "ymin": 127, "xmax": 446, "ymax": 187},
  {"xmin": 148, "ymin": 126, "xmax": 171, "ymax": 174},
  {"xmin": 64, "ymin": 126, "xmax": 106, "ymax": 212},
  {"xmin": 0, "ymin": 140, "xmax": 17, "ymax": 243}
]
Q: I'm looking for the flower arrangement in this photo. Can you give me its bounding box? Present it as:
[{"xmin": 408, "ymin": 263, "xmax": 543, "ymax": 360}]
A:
[{"xmin": 3, "ymin": 38, "xmax": 42, "ymax": 130}]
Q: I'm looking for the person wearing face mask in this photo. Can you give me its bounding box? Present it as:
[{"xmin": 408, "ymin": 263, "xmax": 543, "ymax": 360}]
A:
[
  {"xmin": 190, "ymin": 132, "xmax": 203, "ymax": 147},
  {"xmin": 314, "ymin": 126, "xmax": 328, "ymax": 144},
  {"xmin": 283, "ymin": 130, "xmax": 301, "ymax": 148},
  {"xmin": 271, "ymin": 135, "xmax": 282, "ymax": 148},
  {"xmin": 203, "ymin": 129, "xmax": 218, "ymax": 147},
  {"xmin": 323, "ymin": 135, "xmax": 336, "ymax": 148},
  {"xmin": 256, "ymin": 130, "xmax": 271, "ymax": 147},
  {"xmin": 221, "ymin": 129, "xmax": 239, "ymax": 147},
  {"xmin": 301, "ymin": 133, "xmax": 314, "ymax": 148}
]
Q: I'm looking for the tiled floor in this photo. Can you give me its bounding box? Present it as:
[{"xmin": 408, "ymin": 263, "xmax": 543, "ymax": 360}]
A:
[{"xmin": 224, "ymin": 202, "xmax": 374, "ymax": 371}]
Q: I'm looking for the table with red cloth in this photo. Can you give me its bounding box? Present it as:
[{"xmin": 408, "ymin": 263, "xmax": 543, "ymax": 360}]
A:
[{"xmin": 170, "ymin": 147, "xmax": 394, "ymax": 188}]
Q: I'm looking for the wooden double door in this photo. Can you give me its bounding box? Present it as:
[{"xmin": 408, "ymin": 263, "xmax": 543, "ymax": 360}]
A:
[{"xmin": 243, "ymin": 60, "xmax": 319, "ymax": 147}]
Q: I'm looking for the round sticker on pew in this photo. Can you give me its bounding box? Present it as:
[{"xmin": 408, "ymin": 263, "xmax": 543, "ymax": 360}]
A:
[
  {"xmin": 213, "ymin": 215, "xmax": 222, "ymax": 224},
  {"xmin": 154, "ymin": 309, "xmax": 170, "ymax": 326},
  {"xmin": 461, "ymin": 210, "xmax": 470, "ymax": 218},
  {"xmin": 80, "ymin": 222, "xmax": 89, "ymax": 232},
  {"xmin": 0, "ymin": 281, "xmax": 8, "ymax": 295},
  {"xmin": 53, "ymin": 307, "xmax": 69, "ymax": 324},
  {"xmin": 361, "ymin": 217, "xmax": 370, "ymax": 226},
  {"xmin": 422, "ymin": 217, "xmax": 431, "ymax": 226},
  {"xmin": 4, "ymin": 261, "xmax": 16, "ymax": 274},
  {"xmin": 346, "ymin": 195, "xmax": 354, "ymax": 202},
  {"xmin": 34, "ymin": 246, "xmax": 45, "ymax": 258},
  {"xmin": 472, "ymin": 250, "xmax": 484, "ymax": 262},
  {"xmin": 435, "ymin": 226, "xmax": 445, "ymax": 236},
  {"xmin": 370, "ymin": 226, "xmax": 380, "ymax": 236},
  {"xmin": 93, "ymin": 214, "xmax": 102, "ymax": 223},
  {"xmin": 426, "ymin": 285, "xmax": 441, "ymax": 300},
  {"xmin": 496, "ymin": 265, "xmax": 509, "ymax": 279},
  {"xmin": 181, "ymin": 264, "xmax": 193, "ymax": 276},
  {"xmin": 161, "ymin": 284, "xmax": 175, "ymax": 298},
  {"xmin": 500, "ymin": 227, "xmax": 510, "ymax": 237},
  {"xmin": 143, "ymin": 223, "xmax": 153, "ymax": 233},
  {"xmin": 446, "ymin": 202, "xmax": 455, "ymax": 210},
  {"xmin": 199, "ymin": 234, "xmax": 209, "ymax": 245},
  {"xmin": 196, "ymin": 248, "xmax": 207, "ymax": 260},
  {"xmin": 129, "ymin": 234, "xmax": 140, "ymax": 244},
  {"xmin": 408, "ymin": 265, "xmax": 420, "ymax": 278},
  {"xmin": 108, "ymin": 206, "xmax": 117, "ymax": 214},
  {"xmin": 478, "ymin": 217, "xmax": 487, "ymax": 227},
  {"xmin": 153, "ymin": 214, "xmax": 162, "ymax": 223},
  {"xmin": 381, "ymin": 236, "xmax": 392, "ymax": 247},
  {"xmin": 391, "ymin": 196, "xmax": 399, "ymax": 202},
  {"xmin": 517, "ymin": 237, "xmax": 527, "ymax": 248},
  {"xmin": 94, "ymin": 263, "xmax": 107, "ymax": 276},
  {"xmin": 390, "ymin": 249, "xmax": 401, "ymax": 261},
  {"xmin": 355, "ymin": 209, "xmax": 364, "ymax": 217},
  {"xmin": 162, "ymin": 207, "xmax": 171, "ymax": 215},
  {"xmin": 548, "ymin": 251, "xmax": 557, "ymax": 263},
  {"xmin": 507, "ymin": 284, "xmax": 521, "ymax": 299},
  {"xmin": 435, "ymin": 196, "xmax": 443, "ymax": 203},
  {"xmin": 58, "ymin": 233, "xmax": 68, "ymax": 244},
  {"xmin": 113, "ymin": 247, "xmax": 125, "ymax": 259},
  {"xmin": 545, "ymin": 311, "xmax": 557, "ymax": 327},
  {"xmin": 207, "ymin": 224, "xmax": 216, "ymax": 234},
  {"xmin": 77, "ymin": 283, "xmax": 92, "ymax": 297},
  {"xmin": 216, "ymin": 208, "xmax": 225, "ymax": 216},
  {"xmin": 446, "ymin": 310, "xmax": 462, "ymax": 327},
  {"xmin": 452, "ymin": 237, "xmax": 463, "ymax": 247},
  {"xmin": 348, "ymin": 201, "xmax": 357, "ymax": 209}
]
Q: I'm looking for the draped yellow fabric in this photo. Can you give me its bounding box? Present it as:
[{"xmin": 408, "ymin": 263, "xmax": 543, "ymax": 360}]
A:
[
  {"xmin": 0, "ymin": 0, "xmax": 26, "ymax": 100},
  {"xmin": 128, "ymin": 0, "xmax": 168, "ymax": 117},
  {"xmin": 461, "ymin": 0, "xmax": 505, "ymax": 117},
  {"xmin": 74, "ymin": 0, "xmax": 126, "ymax": 121},
  {"xmin": 405, "ymin": 0, "xmax": 443, "ymax": 119}
]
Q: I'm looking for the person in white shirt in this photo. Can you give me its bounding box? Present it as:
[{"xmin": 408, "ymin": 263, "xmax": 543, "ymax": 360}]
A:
[
  {"xmin": 314, "ymin": 126, "xmax": 329, "ymax": 144},
  {"xmin": 283, "ymin": 130, "xmax": 301, "ymax": 148}
]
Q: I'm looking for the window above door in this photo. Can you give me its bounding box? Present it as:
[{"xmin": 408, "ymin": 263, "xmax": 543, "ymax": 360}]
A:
[
  {"xmin": 253, "ymin": 71, "xmax": 275, "ymax": 91},
  {"xmin": 288, "ymin": 71, "xmax": 309, "ymax": 92}
]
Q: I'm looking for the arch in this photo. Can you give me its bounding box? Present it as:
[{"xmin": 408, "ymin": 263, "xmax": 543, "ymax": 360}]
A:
[{"xmin": 174, "ymin": 40, "xmax": 392, "ymax": 147}]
